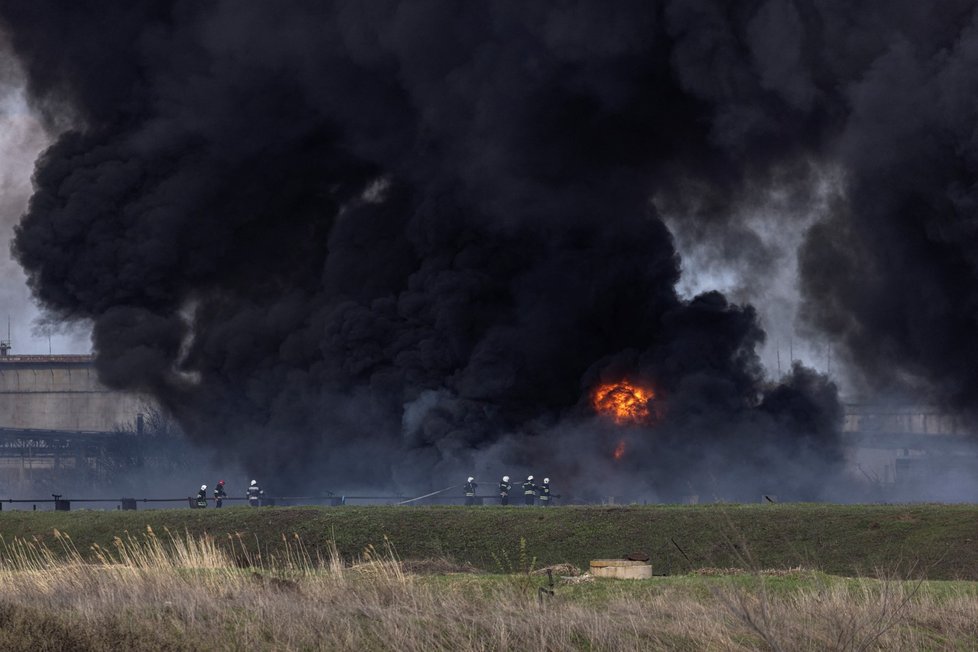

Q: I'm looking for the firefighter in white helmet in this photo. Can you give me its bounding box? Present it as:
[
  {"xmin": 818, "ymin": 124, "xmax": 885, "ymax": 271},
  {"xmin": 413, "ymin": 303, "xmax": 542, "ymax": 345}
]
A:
[
  {"xmin": 463, "ymin": 476, "xmax": 477, "ymax": 506},
  {"xmin": 522, "ymin": 475, "xmax": 537, "ymax": 506},
  {"xmin": 499, "ymin": 475, "xmax": 512, "ymax": 506},
  {"xmin": 539, "ymin": 477, "xmax": 552, "ymax": 506},
  {"xmin": 195, "ymin": 484, "xmax": 208, "ymax": 509},
  {"xmin": 247, "ymin": 479, "xmax": 263, "ymax": 507}
]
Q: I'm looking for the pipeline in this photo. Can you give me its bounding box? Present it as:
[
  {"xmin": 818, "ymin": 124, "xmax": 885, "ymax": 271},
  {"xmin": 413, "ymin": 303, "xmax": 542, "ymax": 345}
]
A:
[{"xmin": 396, "ymin": 485, "xmax": 461, "ymax": 505}]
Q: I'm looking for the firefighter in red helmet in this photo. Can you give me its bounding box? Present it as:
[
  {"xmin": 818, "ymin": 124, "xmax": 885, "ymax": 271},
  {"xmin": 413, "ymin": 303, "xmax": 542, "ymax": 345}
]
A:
[{"xmin": 213, "ymin": 480, "xmax": 228, "ymax": 508}]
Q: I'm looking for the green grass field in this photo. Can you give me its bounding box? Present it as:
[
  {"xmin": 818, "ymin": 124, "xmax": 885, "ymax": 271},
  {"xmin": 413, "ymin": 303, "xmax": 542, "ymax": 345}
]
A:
[
  {"xmin": 1, "ymin": 503, "xmax": 976, "ymax": 579},
  {"xmin": 0, "ymin": 506, "xmax": 975, "ymax": 649}
]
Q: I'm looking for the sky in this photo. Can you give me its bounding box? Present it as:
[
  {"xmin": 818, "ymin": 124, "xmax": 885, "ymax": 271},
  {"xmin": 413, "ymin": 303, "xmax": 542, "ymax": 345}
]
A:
[{"xmin": 0, "ymin": 42, "xmax": 89, "ymax": 355}]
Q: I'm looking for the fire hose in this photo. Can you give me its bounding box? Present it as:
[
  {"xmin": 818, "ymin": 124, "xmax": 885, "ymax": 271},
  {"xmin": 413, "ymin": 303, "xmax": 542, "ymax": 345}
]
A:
[{"xmin": 396, "ymin": 484, "xmax": 462, "ymax": 505}]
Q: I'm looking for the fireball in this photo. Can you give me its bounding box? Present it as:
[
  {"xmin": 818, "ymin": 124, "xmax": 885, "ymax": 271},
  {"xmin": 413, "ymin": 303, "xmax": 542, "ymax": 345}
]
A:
[{"xmin": 591, "ymin": 380, "xmax": 655, "ymax": 425}]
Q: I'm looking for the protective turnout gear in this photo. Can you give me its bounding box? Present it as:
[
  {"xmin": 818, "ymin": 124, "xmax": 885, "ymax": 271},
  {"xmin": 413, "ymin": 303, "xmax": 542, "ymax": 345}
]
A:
[
  {"xmin": 195, "ymin": 486, "xmax": 208, "ymax": 509},
  {"xmin": 539, "ymin": 478, "xmax": 552, "ymax": 506},
  {"xmin": 522, "ymin": 476, "xmax": 537, "ymax": 506},
  {"xmin": 464, "ymin": 477, "xmax": 478, "ymax": 506},
  {"xmin": 247, "ymin": 481, "xmax": 263, "ymax": 507},
  {"xmin": 499, "ymin": 476, "xmax": 513, "ymax": 506},
  {"xmin": 214, "ymin": 480, "xmax": 228, "ymax": 508}
]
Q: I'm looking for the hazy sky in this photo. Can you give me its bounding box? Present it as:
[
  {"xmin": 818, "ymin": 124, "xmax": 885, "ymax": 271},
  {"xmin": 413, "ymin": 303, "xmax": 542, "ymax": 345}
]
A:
[{"xmin": 0, "ymin": 45, "xmax": 90, "ymax": 355}]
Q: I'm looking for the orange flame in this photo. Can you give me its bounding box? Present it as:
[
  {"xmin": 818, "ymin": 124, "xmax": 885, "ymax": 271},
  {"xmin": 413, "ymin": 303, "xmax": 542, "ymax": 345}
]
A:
[
  {"xmin": 612, "ymin": 439, "xmax": 626, "ymax": 461},
  {"xmin": 591, "ymin": 380, "xmax": 655, "ymax": 425}
]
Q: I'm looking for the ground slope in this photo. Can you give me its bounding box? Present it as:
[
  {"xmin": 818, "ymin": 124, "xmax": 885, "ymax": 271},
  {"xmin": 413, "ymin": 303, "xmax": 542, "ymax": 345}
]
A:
[{"xmin": 0, "ymin": 504, "xmax": 974, "ymax": 579}]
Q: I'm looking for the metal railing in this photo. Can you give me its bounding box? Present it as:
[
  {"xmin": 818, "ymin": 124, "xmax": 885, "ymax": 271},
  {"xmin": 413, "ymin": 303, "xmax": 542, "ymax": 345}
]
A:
[{"xmin": 0, "ymin": 494, "xmax": 535, "ymax": 511}]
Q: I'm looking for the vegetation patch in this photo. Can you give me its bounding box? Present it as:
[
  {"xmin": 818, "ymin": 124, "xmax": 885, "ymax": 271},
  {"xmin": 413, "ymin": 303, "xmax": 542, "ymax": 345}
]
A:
[
  {"xmin": 0, "ymin": 503, "xmax": 975, "ymax": 579},
  {"xmin": 0, "ymin": 528, "xmax": 974, "ymax": 650}
]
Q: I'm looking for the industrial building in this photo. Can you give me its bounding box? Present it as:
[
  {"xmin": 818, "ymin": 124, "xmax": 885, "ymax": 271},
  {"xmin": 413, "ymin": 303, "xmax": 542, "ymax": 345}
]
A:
[
  {"xmin": 0, "ymin": 354, "xmax": 148, "ymax": 432},
  {"xmin": 0, "ymin": 346, "xmax": 974, "ymax": 498},
  {"xmin": 0, "ymin": 353, "xmax": 152, "ymax": 482},
  {"xmin": 842, "ymin": 403, "xmax": 978, "ymax": 497}
]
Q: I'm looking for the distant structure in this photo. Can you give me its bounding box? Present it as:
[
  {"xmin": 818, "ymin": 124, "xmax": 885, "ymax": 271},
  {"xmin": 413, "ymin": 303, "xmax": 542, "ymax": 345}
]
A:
[
  {"xmin": 0, "ymin": 320, "xmax": 10, "ymax": 357},
  {"xmin": 0, "ymin": 347, "xmax": 972, "ymax": 498},
  {"xmin": 843, "ymin": 403, "xmax": 977, "ymax": 494},
  {"xmin": 0, "ymin": 354, "xmax": 149, "ymax": 432},
  {"xmin": 0, "ymin": 354, "xmax": 155, "ymax": 480}
]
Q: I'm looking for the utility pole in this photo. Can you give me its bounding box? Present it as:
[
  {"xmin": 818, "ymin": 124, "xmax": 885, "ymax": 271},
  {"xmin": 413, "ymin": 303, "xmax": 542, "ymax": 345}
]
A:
[{"xmin": 0, "ymin": 316, "xmax": 10, "ymax": 357}]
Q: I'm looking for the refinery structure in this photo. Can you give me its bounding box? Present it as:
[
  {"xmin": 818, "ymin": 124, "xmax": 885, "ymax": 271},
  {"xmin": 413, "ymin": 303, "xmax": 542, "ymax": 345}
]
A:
[
  {"xmin": 0, "ymin": 354, "xmax": 147, "ymax": 432},
  {"xmin": 841, "ymin": 403, "xmax": 977, "ymax": 495},
  {"xmin": 0, "ymin": 342, "xmax": 975, "ymax": 498},
  {"xmin": 0, "ymin": 347, "xmax": 153, "ymax": 485}
]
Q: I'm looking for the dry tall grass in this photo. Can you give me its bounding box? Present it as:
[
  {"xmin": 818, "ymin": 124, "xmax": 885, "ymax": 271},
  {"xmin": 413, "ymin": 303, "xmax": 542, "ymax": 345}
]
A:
[{"xmin": 0, "ymin": 529, "xmax": 975, "ymax": 650}]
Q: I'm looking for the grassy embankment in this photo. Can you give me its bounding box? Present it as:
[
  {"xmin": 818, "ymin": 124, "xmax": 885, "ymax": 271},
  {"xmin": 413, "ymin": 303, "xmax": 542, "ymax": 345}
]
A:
[
  {"xmin": 0, "ymin": 503, "xmax": 976, "ymax": 579},
  {"xmin": 0, "ymin": 505, "xmax": 976, "ymax": 648},
  {"xmin": 0, "ymin": 526, "xmax": 975, "ymax": 650}
]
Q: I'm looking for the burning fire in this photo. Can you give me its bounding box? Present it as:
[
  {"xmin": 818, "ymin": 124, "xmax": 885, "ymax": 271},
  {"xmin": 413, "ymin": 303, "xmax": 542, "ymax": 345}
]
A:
[
  {"xmin": 612, "ymin": 439, "xmax": 626, "ymax": 461},
  {"xmin": 592, "ymin": 380, "xmax": 658, "ymax": 462},
  {"xmin": 591, "ymin": 380, "xmax": 655, "ymax": 425}
]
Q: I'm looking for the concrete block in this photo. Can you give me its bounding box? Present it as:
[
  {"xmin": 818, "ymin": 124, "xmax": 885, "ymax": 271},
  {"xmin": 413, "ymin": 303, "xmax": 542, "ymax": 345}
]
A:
[{"xmin": 589, "ymin": 559, "xmax": 653, "ymax": 579}]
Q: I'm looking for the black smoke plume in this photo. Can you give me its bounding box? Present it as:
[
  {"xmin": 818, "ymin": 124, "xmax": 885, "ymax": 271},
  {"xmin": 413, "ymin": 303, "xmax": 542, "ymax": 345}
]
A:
[{"xmin": 0, "ymin": 1, "xmax": 871, "ymax": 497}]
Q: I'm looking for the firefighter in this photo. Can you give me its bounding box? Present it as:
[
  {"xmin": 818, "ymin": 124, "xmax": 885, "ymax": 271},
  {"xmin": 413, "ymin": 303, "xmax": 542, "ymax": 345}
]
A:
[
  {"xmin": 539, "ymin": 477, "xmax": 552, "ymax": 506},
  {"xmin": 195, "ymin": 484, "xmax": 208, "ymax": 509},
  {"xmin": 464, "ymin": 476, "xmax": 477, "ymax": 506},
  {"xmin": 247, "ymin": 479, "xmax": 263, "ymax": 507},
  {"xmin": 213, "ymin": 480, "xmax": 228, "ymax": 508},
  {"xmin": 522, "ymin": 475, "xmax": 537, "ymax": 506},
  {"xmin": 498, "ymin": 475, "xmax": 512, "ymax": 505}
]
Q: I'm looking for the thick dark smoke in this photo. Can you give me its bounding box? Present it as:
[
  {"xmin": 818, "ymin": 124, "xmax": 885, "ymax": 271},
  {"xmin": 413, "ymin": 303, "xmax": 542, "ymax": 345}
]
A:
[
  {"xmin": 797, "ymin": 4, "xmax": 978, "ymax": 411},
  {"xmin": 1, "ymin": 0, "xmax": 918, "ymax": 498}
]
